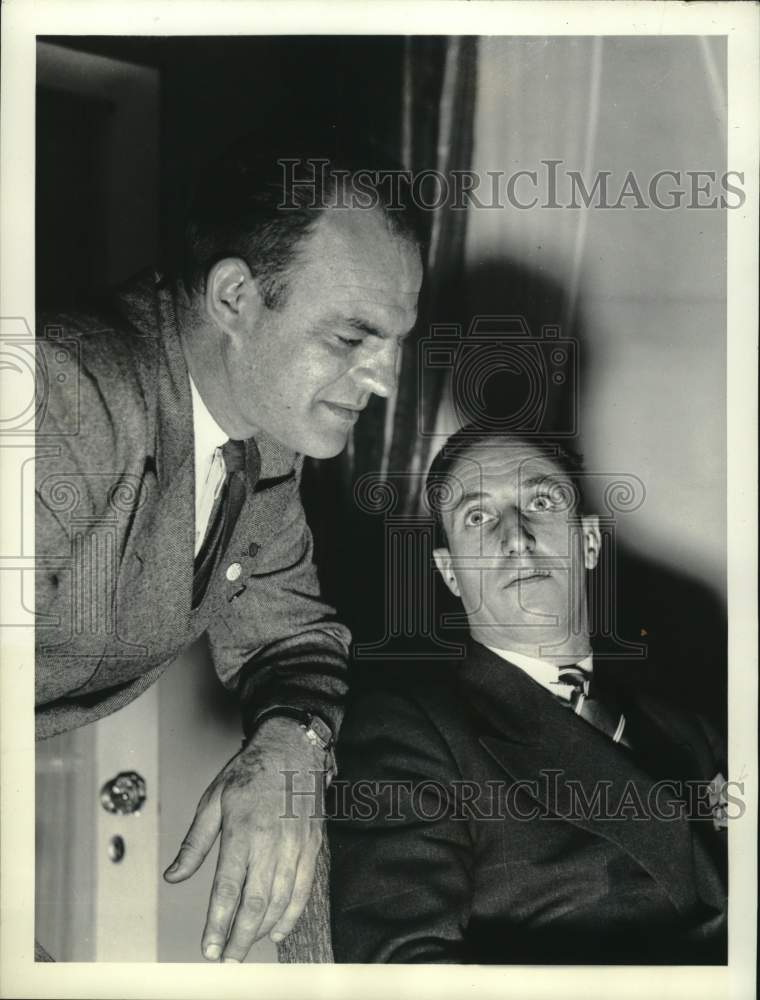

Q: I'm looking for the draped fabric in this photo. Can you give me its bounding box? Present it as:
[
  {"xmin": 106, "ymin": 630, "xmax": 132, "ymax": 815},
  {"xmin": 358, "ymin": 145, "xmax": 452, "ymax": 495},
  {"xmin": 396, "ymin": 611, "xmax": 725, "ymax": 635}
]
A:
[
  {"xmin": 309, "ymin": 37, "xmax": 478, "ymax": 510},
  {"xmin": 301, "ymin": 36, "xmax": 478, "ymax": 638},
  {"xmin": 390, "ymin": 36, "xmax": 479, "ymax": 515},
  {"xmin": 283, "ymin": 42, "xmax": 478, "ymax": 962}
]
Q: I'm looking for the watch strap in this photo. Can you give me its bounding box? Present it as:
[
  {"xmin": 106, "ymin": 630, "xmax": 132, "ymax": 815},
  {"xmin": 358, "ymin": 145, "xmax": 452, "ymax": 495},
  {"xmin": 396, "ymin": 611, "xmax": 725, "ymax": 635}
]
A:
[
  {"xmin": 251, "ymin": 706, "xmax": 334, "ymax": 748},
  {"xmin": 246, "ymin": 706, "xmax": 337, "ymax": 783}
]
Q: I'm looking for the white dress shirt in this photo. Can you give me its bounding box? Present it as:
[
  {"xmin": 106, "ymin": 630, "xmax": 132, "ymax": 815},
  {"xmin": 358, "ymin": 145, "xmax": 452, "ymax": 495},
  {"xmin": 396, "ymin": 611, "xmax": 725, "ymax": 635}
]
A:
[
  {"xmin": 483, "ymin": 645, "xmax": 593, "ymax": 701},
  {"xmin": 189, "ymin": 374, "xmax": 230, "ymax": 556}
]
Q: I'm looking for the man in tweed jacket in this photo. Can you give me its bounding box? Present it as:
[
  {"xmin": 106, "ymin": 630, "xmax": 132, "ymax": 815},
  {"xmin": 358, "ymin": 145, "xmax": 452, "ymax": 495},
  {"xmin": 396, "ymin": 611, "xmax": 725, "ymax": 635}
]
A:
[{"xmin": 36, "ymin": 136, "xmax": 423, "ymax": 961}]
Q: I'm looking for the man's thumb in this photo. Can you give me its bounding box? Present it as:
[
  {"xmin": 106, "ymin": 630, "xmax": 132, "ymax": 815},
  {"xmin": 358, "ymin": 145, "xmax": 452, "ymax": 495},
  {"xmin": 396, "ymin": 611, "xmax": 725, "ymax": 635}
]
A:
[{"xmin": 163, "ymin": 792, "xmax": 221, "ymax": 882}]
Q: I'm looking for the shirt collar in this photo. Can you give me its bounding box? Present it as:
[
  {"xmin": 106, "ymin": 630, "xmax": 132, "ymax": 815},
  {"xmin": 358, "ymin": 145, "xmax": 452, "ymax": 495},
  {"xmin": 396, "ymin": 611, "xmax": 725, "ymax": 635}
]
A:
[
  {"xmin": 483, "ymin": 645, "xmax": 593, "ymax": 697},
  {"xmin": 188, "ymin": 373, "xmax": 229, "ymax": 459}
]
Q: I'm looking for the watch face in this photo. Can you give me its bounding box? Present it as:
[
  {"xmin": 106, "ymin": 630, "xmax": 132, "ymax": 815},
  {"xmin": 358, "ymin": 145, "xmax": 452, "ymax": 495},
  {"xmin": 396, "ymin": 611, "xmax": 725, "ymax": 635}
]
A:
[{"xmin": 308, "ymin": 715, "xmax": 334, "ymax": 749}]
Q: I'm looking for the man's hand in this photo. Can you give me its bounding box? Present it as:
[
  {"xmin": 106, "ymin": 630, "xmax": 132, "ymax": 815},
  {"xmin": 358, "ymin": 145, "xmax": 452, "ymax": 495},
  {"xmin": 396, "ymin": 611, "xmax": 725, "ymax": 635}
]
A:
[{"xmin": 163, "ymin": 716, "xmax": 326, "ymax": 962}]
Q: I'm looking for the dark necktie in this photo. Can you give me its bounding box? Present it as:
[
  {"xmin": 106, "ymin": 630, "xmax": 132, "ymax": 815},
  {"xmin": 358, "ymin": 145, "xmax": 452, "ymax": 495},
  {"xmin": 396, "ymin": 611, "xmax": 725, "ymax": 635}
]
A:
[
  {"xmin": 553, "ymin": 666, "xmax": 632, "ymax": 749},
  {"xmin": 192, "ymin": 439, "xmax": 248, "ymax": 609}
]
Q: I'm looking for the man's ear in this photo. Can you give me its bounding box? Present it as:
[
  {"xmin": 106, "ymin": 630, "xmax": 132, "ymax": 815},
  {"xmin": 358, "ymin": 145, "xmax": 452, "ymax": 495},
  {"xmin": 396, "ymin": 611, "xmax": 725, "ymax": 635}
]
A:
[
  {"xmin": 204, "ymin": 257, "xmax": 265, "ymax": 337},
  {"xmin": 433, "ymin": 547, "xmax": 461, "ymax": 598},
  {"xmin": 580, "ymin": 514, "xmax": 601, "ymax": 570}
]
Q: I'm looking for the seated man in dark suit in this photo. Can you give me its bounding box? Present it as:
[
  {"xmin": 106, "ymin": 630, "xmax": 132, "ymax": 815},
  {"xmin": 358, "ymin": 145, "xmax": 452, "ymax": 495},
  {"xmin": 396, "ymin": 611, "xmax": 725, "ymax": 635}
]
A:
[{"xmin": 329, "ymin": 425, "xmax": 728, "ymax": 963}]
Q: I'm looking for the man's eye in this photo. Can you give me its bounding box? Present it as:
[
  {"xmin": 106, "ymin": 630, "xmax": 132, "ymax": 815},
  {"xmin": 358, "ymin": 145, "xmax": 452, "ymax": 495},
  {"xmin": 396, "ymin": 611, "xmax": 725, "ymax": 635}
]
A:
[
  {"xmin": 336, "ymin": 335, "xmax": 363, "ymax": 348},
  {"xmin": 463, "ymin": 509, "xmax": 496, "ymax": 528},
  {"xmin": 526, "ymin": 493, "xmax": 554, "ymax": 512}
]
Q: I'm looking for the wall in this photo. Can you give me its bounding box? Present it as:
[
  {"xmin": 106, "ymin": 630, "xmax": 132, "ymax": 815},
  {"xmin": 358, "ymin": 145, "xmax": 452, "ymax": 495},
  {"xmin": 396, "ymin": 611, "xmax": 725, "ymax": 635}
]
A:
[{"xmin": 462, "ymin": 36, "xmax": 727, "ymax": 601}]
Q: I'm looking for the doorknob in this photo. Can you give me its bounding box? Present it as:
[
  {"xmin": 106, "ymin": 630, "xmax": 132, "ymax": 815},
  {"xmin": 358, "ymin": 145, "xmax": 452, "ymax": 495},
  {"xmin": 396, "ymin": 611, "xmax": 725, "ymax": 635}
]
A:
[{"xmin": 100, "ymin": 771, "xmax": 147, "ymax": 814}]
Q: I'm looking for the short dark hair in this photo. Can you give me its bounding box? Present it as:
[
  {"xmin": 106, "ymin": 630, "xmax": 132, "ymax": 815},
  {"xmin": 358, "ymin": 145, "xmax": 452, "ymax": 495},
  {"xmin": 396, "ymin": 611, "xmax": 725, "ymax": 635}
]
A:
[
  {"xmin": 425, "ymin": 424, "xmax": 588, "ymax": 547},
  {"xmin": 182, "ymin": 131, "xmax": 424, "ymax": 308}
]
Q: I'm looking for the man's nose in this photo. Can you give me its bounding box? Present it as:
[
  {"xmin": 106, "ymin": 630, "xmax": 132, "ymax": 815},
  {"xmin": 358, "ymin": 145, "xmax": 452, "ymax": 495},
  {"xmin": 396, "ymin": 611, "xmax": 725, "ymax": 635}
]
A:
[
  {"xmin": 351, "ymin": 343, "xmax": 399, "ymax": 399},
  {"xmin": 500, "ymin": 513, "xmax": 535, "ymax": 557}
]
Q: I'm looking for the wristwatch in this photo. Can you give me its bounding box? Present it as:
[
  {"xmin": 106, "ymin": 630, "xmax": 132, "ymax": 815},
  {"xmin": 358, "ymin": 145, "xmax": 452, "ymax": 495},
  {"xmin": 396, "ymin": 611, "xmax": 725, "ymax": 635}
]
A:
[{"xmin": 249, "ymin": 707, "xmax": 337, "ymax": 783}]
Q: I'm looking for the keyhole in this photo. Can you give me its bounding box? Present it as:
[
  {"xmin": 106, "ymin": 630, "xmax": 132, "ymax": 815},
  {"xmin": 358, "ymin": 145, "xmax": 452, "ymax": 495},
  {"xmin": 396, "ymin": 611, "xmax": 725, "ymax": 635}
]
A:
[{"xmin": 108, "ymin": 835, "xmax": 126, "ymax": 863}]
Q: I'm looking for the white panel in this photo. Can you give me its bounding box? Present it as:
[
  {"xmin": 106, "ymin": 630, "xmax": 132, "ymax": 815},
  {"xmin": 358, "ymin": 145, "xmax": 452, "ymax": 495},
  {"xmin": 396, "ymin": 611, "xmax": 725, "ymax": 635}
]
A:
[
  {"xmin": 94, "ymin": 686, "xmax": 159, "ymax": 962},
  {"xmin": 35, "ymin": 726, "xmax": 97, "ymax": 961}
]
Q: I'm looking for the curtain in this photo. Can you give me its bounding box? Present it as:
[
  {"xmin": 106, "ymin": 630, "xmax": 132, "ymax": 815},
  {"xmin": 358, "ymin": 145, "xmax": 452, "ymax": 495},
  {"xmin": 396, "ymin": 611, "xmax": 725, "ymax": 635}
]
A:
[
  {"xmin": 388, "ymin": 36, "xmax": 479, "ymax": 515},
  {"xmin": 283, "ymin": 40, "xmax": 479, "ymax": 962},
  {"xmin": 302, "ymin": 36, "xmax": 478, "ymax": 649}
]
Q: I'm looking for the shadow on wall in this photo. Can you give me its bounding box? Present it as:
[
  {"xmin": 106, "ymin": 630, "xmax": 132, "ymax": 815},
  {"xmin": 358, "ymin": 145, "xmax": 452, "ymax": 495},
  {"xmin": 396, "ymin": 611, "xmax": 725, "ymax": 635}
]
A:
[{"xmin": 599, "ymin": 544, "xmax": 727, "ymax": 735}]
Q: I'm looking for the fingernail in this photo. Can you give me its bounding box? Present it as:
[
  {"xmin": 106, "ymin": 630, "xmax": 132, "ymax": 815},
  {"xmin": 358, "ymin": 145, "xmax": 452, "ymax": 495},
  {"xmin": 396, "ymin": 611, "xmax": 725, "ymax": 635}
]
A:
[
  {"xmin": 270, "ymin": 932, "xmax": 285, "ymax": 943},
  {"xmin": 164, "ymin": 861, "xmax": 179, "ymax": 876},
  {"xmin": 205, "ymin": 944, "xmax": 222, "ymax": 961},
  {"xmin": 223, "ymin": 958, "xmax": 241, "ymax": 964}
]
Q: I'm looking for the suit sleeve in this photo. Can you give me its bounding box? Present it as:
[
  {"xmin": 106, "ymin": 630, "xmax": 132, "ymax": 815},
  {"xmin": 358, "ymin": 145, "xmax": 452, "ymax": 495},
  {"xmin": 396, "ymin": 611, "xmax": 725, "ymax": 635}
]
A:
[
  {"xmin": 205, "ymin": 467, "xmax": 350, "ymax": 740},
  {"xmin": 329, "ymin": 688, "xmax": 474, "ymax": 963}
]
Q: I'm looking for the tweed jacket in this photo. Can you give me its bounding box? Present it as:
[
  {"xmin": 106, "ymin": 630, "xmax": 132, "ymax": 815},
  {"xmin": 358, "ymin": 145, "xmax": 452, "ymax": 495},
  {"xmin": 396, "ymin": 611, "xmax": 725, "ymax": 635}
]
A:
[
  {"xmin": 329, "ymin": 642, "xmax": 727, "ymax": 964},
  {"xmin": 35, "ymin": 271, "xmax": 349, "ymax": 740}
]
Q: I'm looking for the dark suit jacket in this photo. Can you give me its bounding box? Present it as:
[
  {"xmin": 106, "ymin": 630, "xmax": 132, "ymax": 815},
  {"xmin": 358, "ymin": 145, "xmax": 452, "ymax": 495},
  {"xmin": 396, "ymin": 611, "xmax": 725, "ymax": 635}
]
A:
[
  {"xmin": 329, "ymin": 642, "xmax": 727, "ymax": 964},
  {"xmin": 35, "ymin": 271, "xmax": 349, "ymax": 740}
]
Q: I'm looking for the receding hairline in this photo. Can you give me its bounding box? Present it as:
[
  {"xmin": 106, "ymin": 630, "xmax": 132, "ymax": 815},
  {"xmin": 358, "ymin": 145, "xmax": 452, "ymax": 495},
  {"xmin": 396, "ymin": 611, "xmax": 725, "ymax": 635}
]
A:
[
  {"xmin": 426, "ymin": 429, "xmax": 588, "ymax": 544},
  {"xmin": 278, "ymin": 205, "xmax": 423, "ymax": 305},
  {"xmin": 189, "ymin": 202, "xmax": 421, "ymax": 309},
  {"xmin": 308, "ymin": 201, "xmax": 422, "ymax": 258},
  {"xmin": 181, "ymin": 144, "xmax": 425, "ymax": 303},
  {"xmin": 442, "ymin": 435, "xmax": 576, "ymax": 477}
]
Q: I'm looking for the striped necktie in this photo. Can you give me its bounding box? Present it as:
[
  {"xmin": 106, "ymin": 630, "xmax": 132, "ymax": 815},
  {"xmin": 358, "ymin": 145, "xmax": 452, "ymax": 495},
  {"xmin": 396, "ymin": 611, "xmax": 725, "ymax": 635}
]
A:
[
  {"xmin": 554, "ymin": 666, "xmax": 631, "ymax": 749},
  {"xmin": 192, "ymin": 439, "xmax": 248, "ymax": 608}
]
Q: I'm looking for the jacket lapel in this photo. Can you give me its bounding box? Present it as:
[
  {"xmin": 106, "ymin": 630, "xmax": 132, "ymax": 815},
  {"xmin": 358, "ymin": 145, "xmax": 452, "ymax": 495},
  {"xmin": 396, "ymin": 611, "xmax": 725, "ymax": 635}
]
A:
[
  {"xmin": 192, "ymin": 430, "xmax": 300, "ymax": 617},
  {"xmin": 114, "ymin": 282, "xmax": 195, "ymax": 649},
  {"xmin": 461, "ymin": 642, "xmax": 721, "ymax": 915}
]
